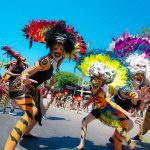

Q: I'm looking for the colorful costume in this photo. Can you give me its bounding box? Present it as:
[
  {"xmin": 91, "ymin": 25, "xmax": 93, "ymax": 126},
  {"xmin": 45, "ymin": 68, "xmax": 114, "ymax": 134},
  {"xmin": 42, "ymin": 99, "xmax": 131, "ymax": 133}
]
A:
[
  {"xmin": 75, "ymin": 95, "xmax": 82, "ymax": 113},
  {"xmin": 4, "ymin": 20, "xmax": 86, "ymax": 150},
  {"xmin": 76, "ymin": 53, "xmax": 140, "ymax": 150},
  {"xmin": 0, "ymin": 46, "xmax": 28, "ymax": 113},
  {"xmin": 108, "ymin": 85, "xmax": 141, "ymax": 145},
  {"xmin": 133, "ymin": 65, "xmax": 150, "ymax": 141},
  {"xmin": 61, "ymin": 89, "xmax": 69, "ymax": 110},
  {"xmin": 109, "ymin": 31, "xmax": 150, "ymax": 142}
]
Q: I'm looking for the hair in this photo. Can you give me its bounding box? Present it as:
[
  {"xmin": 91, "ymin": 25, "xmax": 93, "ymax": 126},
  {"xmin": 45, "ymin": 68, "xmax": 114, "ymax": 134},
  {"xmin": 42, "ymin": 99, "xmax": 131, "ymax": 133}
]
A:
[{"xmin": 44, "ymin": 21, "xmax": 76, "ymax": 54}]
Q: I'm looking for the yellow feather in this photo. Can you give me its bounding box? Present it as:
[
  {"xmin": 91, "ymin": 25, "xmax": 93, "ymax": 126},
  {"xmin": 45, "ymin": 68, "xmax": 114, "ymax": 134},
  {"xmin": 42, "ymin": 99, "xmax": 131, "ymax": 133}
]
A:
[{"xmin": 78, "ymin": 54, "xmax": 128, "ymax": 89}]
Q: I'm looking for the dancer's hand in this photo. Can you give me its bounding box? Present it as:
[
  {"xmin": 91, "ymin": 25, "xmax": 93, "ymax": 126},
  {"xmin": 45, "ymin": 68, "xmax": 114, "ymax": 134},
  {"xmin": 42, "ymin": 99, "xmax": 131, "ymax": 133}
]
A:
[
  {"xmin": 137, "ymin": 85, "xmax": 150, "ymax": 100},
  {"xmin": 127, "ymin": 110, "xmax": 143, "ymax": 125},
  {"xmin": 144, "ymin": 100, "xmax": 150, "ymax": 110}
]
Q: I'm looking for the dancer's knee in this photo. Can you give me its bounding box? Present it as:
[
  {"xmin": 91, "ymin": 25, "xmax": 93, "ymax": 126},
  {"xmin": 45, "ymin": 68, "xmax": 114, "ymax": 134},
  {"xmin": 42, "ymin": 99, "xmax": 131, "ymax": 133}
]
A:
[{"xmin": 82, "ymin": 117, "xmax": 87, "ymax": 126}]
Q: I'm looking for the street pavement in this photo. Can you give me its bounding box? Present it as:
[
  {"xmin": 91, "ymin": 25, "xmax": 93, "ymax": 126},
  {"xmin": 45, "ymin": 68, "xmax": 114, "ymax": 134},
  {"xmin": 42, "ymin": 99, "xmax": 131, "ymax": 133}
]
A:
[{"xmin": 0, "ymin": 104, "xmax": 150, "ymax": 150}]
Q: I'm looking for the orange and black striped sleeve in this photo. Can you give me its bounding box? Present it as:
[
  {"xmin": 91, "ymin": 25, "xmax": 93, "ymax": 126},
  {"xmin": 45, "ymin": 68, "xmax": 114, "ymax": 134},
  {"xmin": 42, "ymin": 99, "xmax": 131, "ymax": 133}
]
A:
[{"xmin": 20, "ymin": 55, "xmax": 51, "ymax": 80}]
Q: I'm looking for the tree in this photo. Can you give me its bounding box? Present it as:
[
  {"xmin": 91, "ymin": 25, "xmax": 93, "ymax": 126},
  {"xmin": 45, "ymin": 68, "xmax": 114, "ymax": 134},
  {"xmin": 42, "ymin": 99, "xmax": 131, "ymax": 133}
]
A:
[
  {"xmin": 0, "ymin": 60, "xmax": 8, "ymax": 69},
  {"xmin": 45, "ymin": 71, "xmax": 84, "ymax": 89}
]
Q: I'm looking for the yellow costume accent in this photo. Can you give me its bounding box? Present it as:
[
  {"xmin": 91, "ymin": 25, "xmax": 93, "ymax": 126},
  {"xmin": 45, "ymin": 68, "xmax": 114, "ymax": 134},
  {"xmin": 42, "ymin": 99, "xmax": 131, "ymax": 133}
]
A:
[
  {"xmin": 77, "ymin": 54, "xmax": 136, "ymax": 149},
  {"xmin": 1, "ymin": 71, "xmax": 10, "ymax": 108},
  {"xmin": 78, "ymin": 54, "xmax": 127, "ymax": 94}
]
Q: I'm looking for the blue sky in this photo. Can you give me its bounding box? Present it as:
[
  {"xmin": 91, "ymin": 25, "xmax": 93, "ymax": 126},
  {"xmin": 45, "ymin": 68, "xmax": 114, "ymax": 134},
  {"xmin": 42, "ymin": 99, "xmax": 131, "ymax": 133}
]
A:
[{"xmin": 0, "ymin": 0, "xmax": 150, "ymax": 76}]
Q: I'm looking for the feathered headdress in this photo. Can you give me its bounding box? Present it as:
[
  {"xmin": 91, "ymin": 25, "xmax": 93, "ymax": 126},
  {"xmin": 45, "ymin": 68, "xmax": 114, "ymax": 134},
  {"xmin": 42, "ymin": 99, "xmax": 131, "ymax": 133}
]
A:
[
  {"xmin": 109, "ymin": 31, "xmax": 150, "ymax": 81},
  {"xmin": 1, "ymin": 46, "xmax": 28, "ymax": 68},
  {"xmin": 73, "ymin": 48, "xmax": 115, "ymax": 72},
  {"xmin": 109, "ymin": 31, "xmax": 150, "ymax": 59},
  {"xmin": 146, "ymin": 65, "xmax": 150, "ymax": 84},
  {"xmin": 77, "ymin": 54, "xmax": 128, "ymax": 92},
  {"xmin": 1, "ymin": 46, "xmax": 25, "ymax": 61},
  {"xmin": 125, "ymin": 53, "xmax": 149, "ymax": 76},
  {"xmin": 23, "ymin": 20, "xmax": 87, "ymax": 59}
]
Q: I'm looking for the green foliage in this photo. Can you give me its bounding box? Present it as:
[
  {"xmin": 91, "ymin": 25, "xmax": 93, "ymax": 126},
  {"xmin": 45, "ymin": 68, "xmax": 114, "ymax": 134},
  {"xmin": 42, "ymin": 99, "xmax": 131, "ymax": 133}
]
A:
[
  {"xmin": 53, "ymin": 71, "xmax": 83, "ymax": 88},
  {"xmin": 0, "ymin": 61, "xmax": 8, "ymax": 69}
]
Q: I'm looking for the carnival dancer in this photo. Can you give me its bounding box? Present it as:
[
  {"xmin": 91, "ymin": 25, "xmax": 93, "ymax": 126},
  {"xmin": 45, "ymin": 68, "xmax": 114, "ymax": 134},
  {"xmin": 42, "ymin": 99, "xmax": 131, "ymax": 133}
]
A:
[
  {"xmin": 54, "ymin": 90, "xmax": 62, "ymax": 108},
  {"xmin": 132, "ymin": 65, "xmax": 150, "ymax": 142},
  {"xmin": 4, "ymin": 20, "xmax": 86, "ymax": 150},
  {"xmin": 42, "ymin": 78, "xmax": 55, "ymax": 119},
  {"xmin": 75, "ymin": 53, "xmax": 143, "ymax": 150},
  {"xmin": 61, "ymin": 89, "xmax": 69, "ymax": 110},
  {"xmin": 109, "ymin": 32, "xmax": 150, "ymax": 142},
  {"xmin": 70, "ymin": 95, "xmax": 75, "ymax": 110},
  {"xmin": 108, "ymin": 85, "xmax": 147, "ymax": 145},
  {"xmin": 0, "ymin": 46, "xmax": 28, "ymax": 115},
  {"xmin": 75, "ymin": 95, "xmax": 82, "ymax": 113},
  {"xmin": 0, "ymin": 78, "xmax": 6, "ymax": 104}
]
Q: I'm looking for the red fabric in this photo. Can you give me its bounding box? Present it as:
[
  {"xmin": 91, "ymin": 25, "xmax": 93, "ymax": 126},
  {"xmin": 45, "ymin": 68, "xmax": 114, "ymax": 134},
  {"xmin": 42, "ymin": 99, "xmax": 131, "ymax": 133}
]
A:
[{"xmin": 39, "ymin": 87, "xmax": 44, "ymax": 95}]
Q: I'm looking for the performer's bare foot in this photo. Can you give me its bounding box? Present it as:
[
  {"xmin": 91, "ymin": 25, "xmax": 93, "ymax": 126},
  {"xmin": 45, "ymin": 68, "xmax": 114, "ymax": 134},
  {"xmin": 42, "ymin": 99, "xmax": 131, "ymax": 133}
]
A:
[{"xmin": 76, "ymin": 145, "xmax": 85, "ymax": 150}]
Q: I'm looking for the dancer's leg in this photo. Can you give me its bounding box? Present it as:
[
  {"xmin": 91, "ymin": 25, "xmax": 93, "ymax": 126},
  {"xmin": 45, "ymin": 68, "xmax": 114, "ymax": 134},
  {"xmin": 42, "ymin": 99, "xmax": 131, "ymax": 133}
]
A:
[
  {"xmin": 77, "ymin": 113, "xmax": 96, "ymax": 149},
  {"xmin": 4, "ymin": 94, "xmax": 38, "ymax": 150}
]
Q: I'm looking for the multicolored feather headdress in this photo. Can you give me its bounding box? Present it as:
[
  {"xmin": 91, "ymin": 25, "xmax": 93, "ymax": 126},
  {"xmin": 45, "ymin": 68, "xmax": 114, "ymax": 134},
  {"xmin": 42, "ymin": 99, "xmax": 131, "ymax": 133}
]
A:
[
  {"xmin": 23, "ymin": 20, "xmax": 87, "ymax": 59},
  {"xmin": 109, "ymin": 31, "xmax": 150, "ymax": 59},
  {"xmin": 146, "ymin": 65, "xmax": 150, "ymax": 84},
  {"xmin": 109, "ymin": 31, "xmax": 150, "ymax": 80},
  {"xmin": 77, "ymin": 54, "xmax": 128, "ymax": 91},
  {"xmin": 1, "ymin": 46, "xmax": 28, "ymax": 68},
  {"xmin": 125, "ymin": 53, "xmax": 149, "ymax": 76},
  {"xmin": 1, "ymin": 46, "xmax": 25, "ymax": 61}
]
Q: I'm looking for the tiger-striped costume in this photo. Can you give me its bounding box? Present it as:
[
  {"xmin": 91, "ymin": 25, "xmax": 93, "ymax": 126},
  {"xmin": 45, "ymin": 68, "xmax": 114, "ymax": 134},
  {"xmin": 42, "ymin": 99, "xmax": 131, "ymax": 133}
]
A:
[
  {"xmin": 4, "ymin": 55, "xmax": 60, "ymax": 150},
  {"xmin": 4, "ymin": 19, "xmax": 87, "ymax": 150},
  {"xmin": 0, "ymin": 72, "xmax": 10, "ymax": 109},
  {"xmin": 1, "ymin": 61, "xmax": 27, "ymax": 110}
]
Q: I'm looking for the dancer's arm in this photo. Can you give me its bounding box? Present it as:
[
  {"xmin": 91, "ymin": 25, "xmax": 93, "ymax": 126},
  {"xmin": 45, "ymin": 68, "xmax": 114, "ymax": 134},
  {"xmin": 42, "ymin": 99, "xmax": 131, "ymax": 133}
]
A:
[
  {"xmin": 106, "ymin": 96, "xmax": 143, "ymax": 124},
  {"xmin": 6, "ymin": 67, "xmax": 20, "ymax": 76},
  {"xmin": 21, "ymin": 56, "xmax": 51, "ymax": 80},
  {"xmin": 105, "ymin": 97, "xmax": 131, "ymax": 117},
  {"xmin": 7, "ymin": 71, "xmax": 20, "ymax": 76}
]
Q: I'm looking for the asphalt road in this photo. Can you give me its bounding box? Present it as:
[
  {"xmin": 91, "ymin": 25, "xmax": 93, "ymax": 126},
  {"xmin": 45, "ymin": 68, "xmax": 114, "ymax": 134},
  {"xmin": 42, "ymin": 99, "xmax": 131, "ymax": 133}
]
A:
[{"xmin": 0, "ymin": 104, "xmax": 150, "ymax": 150}]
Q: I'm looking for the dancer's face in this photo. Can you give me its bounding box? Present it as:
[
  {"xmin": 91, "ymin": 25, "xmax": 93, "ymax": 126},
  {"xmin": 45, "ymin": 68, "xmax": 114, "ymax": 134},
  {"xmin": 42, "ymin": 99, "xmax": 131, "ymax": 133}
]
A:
[
  {"xmin": 51, "ymin": 43, "xmax": 65, "ymax": 61},
  {"xmin": 132, "ymin": 73, "xmax": 145, "ymax": 85},
  {"xmin": 91, "ymin": 76, "xmax": 103, "ymax": 90},
  {"xmin": 10, "ymin": 61, "xmax": 17, "ymax": 69}
]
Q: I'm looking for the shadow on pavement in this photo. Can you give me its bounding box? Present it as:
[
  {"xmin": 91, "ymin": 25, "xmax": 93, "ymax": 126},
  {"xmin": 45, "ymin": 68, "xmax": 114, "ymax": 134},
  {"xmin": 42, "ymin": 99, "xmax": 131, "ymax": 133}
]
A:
[
  {"xmin": 16, "ymin": 108, "xmax": 69, "ymax": 121},
  {"xmin": 19, "ymin": 136, "xmax": 114, "ymax": 150},
  {"xmin": 136, "ymin": 142, "xmax": 150, "ymax": 150},
  {"xmin": 19, "ymin": 136, "xmax": 150, "ymax": 150},
  {"xmin": 46, "ymin": 116, "xmax": 70, "ymax": 121},
  {"xmin": 16, "ymin": 111, "xmax": 24, "ymax": 116},
  {"xmin": 16, "ymin": 112, "xmax": 70, "ymax": 121}
]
